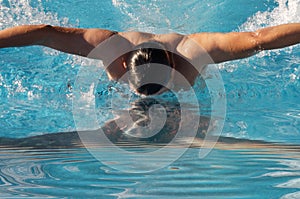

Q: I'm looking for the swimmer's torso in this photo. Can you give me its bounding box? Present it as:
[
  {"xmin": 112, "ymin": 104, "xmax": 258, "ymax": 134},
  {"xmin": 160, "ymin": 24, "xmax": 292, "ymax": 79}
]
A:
[{"xmin": 91, "ymin": 31, "xmax": 211, "ymax": 90}]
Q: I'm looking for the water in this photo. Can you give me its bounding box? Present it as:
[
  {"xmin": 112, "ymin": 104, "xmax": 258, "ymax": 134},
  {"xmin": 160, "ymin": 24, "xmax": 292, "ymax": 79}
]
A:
[
  {"xmin": 1, "ymin": 146, "xmax": 300, "ymax": 198},
  {"xmin": 0, "ymin": 0, "xmax": 300, "ymax": 198}
]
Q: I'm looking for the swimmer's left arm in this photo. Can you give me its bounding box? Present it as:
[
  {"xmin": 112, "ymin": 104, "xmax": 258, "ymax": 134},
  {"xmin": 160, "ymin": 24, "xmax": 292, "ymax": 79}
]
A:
[{"xmin": 188, "ymin": 23, "xmax": 300, "ymax": 63}]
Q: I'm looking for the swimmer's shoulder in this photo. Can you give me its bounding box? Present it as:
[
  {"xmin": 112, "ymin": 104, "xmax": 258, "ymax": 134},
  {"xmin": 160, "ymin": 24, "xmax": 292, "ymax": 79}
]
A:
[
  {"xmin": 117, "ymin": 31, "xmax": 185, "ymax": 49},
  {"xmin": 118, "ymin": 31, "xmax": 156, "ymax": 45},
  {"xmin": 154, "ymin": 32, "xmax": 185, "ymax": 50}
]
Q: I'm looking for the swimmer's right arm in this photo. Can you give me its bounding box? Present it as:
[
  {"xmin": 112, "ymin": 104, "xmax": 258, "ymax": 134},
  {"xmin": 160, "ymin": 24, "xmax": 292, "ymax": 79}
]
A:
[
  {"xmin": 189, "ymin": 23, "xmax": 300, "ymax": 63},
  {"xmin": 0, "ymin": 24, "xmax": 116, "ymax": 57}
]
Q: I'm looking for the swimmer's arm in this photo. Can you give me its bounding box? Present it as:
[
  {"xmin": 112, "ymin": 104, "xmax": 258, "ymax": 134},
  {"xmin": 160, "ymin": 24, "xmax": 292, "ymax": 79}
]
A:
[
  {"xmin": 188, "ymin": 23, "xmax": 300, "ymax": 63},
  {"xmin": 0, "ymin": 24, "xmax": 115, "ymax": 57}
]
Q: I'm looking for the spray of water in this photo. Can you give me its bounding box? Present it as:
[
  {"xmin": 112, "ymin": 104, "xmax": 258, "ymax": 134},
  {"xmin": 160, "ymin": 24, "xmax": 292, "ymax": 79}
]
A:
[
  {"xmin": 0, "ymin": 0, "xmax": 71, "ymax": 29},
  {"xmin": 112, "ymin": 0, "xmax": 172, "ymax": 33},
  {"xmin": 240, "ymin": 0, "xmax": 299, "ymax": 31}
]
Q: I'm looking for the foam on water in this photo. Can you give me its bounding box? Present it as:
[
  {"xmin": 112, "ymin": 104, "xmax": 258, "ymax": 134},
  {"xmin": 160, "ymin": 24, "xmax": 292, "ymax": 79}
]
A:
[
  {"xmin": 218, "ymin": 0, "xmax": 300, "ymax": 73},
  {"xmin": 112, "ymin": 0, "xmax": 172, "ymax": 33},
  {"xmin": 240, "ymin": 0, "xmax": 300, "ymax": 63},
  {"xmin": 240, "ymin": 0, "xmax": 300, "ymax": 31},
  {"xmin": 0, "ymin": 0, "xmax": 70, "ymax": 29}
]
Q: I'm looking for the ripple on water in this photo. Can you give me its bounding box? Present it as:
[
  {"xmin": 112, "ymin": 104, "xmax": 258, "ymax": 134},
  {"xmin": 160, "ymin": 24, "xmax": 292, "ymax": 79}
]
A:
[{"xmin": 0, "ymin": 147, "xmax": 300, "ymax": 198}]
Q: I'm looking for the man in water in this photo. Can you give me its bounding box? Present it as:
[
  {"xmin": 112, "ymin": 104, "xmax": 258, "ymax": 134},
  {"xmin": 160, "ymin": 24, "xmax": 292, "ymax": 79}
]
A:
[{"xmin": 0, "ymin": 23, "xmax": 299, "ymax": 95}]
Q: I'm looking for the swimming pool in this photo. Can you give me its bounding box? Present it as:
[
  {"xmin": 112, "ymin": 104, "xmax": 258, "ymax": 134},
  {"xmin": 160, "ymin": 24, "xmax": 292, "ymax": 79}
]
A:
[{"xmin": 0, "ymin": 0, "xmax": 300, "ymax": 198}]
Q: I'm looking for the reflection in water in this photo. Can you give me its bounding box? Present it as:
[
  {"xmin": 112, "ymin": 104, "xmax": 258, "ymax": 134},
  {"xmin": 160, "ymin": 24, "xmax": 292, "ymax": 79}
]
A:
[
  {"xmin": 103, "ymin": 97, "xmax": 209, "ymax": 144},
  {"xmin": 0, "ymin": 96, "xmax": 298, "ymax": 150},
  {"xmin": 0, "ymin": 98, "xmax": 209, "ymax": 149}
]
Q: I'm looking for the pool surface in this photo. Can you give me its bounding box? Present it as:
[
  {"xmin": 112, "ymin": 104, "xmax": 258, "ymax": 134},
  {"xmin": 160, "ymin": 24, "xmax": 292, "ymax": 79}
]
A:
[{"xmin": 0, "ymin": 0, "xmax": 300, "ymax": 198}]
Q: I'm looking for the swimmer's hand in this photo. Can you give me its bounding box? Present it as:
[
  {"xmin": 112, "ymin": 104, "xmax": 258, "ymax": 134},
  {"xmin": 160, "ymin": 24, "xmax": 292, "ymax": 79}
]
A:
[
  {"xmin": 0, "ymin": 24, "xmax": 115, "ymax": 57},
  {"xmin": 188, "ymin": 23, "xmax": 300, "ymax": 63}
]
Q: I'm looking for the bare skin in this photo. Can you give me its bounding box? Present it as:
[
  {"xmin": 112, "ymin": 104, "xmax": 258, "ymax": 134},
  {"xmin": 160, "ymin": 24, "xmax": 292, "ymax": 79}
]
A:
[{"xmin": 1, "ymin": 23, "xmax": 300, "ymax": 93}]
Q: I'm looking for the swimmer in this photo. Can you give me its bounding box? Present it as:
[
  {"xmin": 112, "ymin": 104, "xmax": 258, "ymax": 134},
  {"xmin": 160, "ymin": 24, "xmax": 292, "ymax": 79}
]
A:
[{"xmin": 0, "ymin": 23, "xmax": 299, "ymax": 95}]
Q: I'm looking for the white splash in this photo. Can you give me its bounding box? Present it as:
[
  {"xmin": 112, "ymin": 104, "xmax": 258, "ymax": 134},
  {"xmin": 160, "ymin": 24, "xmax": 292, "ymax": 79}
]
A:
[
  {"xmin": 281, "ymin": 191, "xmax": 300, "ymax": 199},
  {"xmin": 240, "ymin": 0, "xmax": 300, "ymax": 31},
  {"xmin": 0, "ymin": 0, "xmax": 71, "ymax": 29},
  {"xmin": 219, "ymin": 0, "xmax": 300, "ymax": 72},
  {"xmin": 112, "ymin": 0, "xmax": 171, "ymax": 33},
  {"xmin": 276, "ymin": 178, "xmax": 300, "ymax": 188}
]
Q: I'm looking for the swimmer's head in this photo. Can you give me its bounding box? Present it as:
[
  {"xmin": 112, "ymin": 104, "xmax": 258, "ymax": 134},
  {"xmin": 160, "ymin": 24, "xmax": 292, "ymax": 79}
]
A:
[{"xmin": 124, "ymin": 41, "xmax": 173, "ymax": 96}]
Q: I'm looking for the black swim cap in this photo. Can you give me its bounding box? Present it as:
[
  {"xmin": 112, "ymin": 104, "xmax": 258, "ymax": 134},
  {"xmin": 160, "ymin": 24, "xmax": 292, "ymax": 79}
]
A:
[{"xmin": 126, "ymin": 42, "xmax": 173, "ymax": 95}]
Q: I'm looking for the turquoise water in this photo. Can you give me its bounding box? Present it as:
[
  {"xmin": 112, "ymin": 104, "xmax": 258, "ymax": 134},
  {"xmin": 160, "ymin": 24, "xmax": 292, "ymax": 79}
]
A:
[
  {"xmin": 0, "ymin": 0, "xmax": 300, "ymax": 198},
  {"xmin": 1, "ymin": 146, "xmax": 300, "ymax": 198}
]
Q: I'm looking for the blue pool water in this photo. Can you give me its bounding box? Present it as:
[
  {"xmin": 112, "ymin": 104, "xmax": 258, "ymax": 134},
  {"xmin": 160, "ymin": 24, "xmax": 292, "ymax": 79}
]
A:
[{"xmin": 0, "ymin": 0, "xmax": 300, "ymax": 198}]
